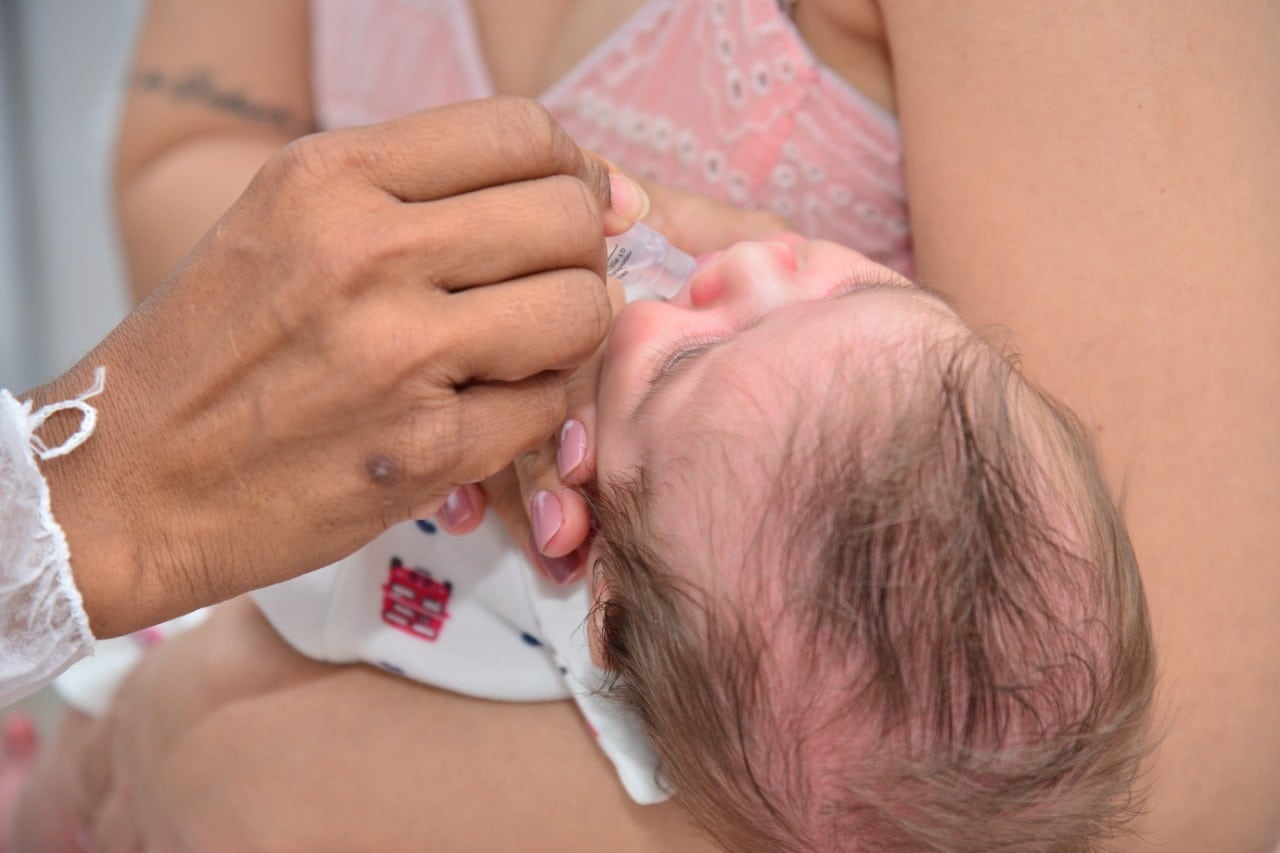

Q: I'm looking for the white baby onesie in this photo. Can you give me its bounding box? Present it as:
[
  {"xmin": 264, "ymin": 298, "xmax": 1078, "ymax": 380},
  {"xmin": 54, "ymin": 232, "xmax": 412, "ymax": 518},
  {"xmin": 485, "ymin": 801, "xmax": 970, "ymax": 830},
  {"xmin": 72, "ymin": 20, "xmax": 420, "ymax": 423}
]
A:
[
  {"xmin": 251, "ymin": 515, "xmax": 670, "ymax": 804},
  {"xmin": 58, "ymin": 512, "xmax": 669, "ymax": 805}
]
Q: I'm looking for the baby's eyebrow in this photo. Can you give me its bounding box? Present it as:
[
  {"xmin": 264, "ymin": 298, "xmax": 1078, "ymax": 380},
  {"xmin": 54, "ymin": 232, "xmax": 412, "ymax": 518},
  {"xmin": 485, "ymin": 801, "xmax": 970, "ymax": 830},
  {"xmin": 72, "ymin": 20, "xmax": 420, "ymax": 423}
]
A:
[
  {"xmin": 906, "ymin": 279, "xmax": 954, "ymax": 308},
  {"xmin": 832, "ymin": 270, "xmax": 954, "ymax": 309},
  {"xmin": 633, "ymin": 276, "xmax": 948, "ymax": 426}
]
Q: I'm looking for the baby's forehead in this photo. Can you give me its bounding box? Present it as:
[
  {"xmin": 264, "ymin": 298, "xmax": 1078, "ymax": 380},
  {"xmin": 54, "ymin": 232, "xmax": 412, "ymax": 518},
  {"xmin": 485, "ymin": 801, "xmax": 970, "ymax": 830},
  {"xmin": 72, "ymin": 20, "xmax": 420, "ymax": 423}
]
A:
[
  {"xmin": 643, "ymin": 312, "xmax": 1012, "ymax": 583},
  {"xmin": 670, "ymin": 293, "xmax": 973, "ymax": 447}
]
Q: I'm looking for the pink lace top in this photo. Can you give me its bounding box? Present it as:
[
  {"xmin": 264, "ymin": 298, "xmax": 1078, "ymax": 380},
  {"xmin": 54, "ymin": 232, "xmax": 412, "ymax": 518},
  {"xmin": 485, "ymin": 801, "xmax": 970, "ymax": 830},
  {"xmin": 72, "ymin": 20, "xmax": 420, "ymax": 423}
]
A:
[{"xmin": 312, "ymin": 0, "xmax": 912, "ymax": 273}]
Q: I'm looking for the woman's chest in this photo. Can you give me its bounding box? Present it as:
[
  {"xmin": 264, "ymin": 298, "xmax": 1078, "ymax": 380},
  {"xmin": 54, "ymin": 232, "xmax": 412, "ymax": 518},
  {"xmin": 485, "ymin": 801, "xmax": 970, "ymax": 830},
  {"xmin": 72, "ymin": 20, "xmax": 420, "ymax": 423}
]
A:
[
  {"xmin": 467, "ymin": 0, "xmax": 892, "ymax": 110},
  {"xmin": 466, "ymin": 0, "xmax": 644, "ymax": 98},
  {"xmin": 309, "ymin": 0, "xmax": 911, "ymax": 271}
]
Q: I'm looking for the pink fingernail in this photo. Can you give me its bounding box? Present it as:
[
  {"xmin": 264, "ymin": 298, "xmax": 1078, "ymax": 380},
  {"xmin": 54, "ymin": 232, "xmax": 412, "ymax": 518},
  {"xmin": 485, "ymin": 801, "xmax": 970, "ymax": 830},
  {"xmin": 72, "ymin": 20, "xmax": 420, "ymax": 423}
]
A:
[
  {"xmin": 531, "ymin": 490, "xmax": 563, "ymax": 553},
  {"xmin": 439, "ymin": 488, "xmax": 473, "ymax": 528},
  {"xmin": 530, "ymin": 534, "xmax": 580, "ymax": 585},
  {"xmin": 609, "ymin": 173, "xmax": 651, "ymax": 222},
  {"xmin": 557, "ymin": 419, "xmax": 588, "ymax": 480}
]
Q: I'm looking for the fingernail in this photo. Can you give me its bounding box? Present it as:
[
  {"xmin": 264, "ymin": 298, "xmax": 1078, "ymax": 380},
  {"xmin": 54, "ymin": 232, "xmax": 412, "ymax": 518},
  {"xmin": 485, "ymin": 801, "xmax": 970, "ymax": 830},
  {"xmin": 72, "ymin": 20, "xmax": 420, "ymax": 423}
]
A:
[
  {"xmin": 530, "ymin": 534, "xmax": 580, "ymax": 585},
  {"xmin": 530, "ymin": 490, "xmax": 563, "ymax": 553},
  {"xmin": 557, "ymin": 419, "xmax": 587, "ymax": 480},
  {"xmin": 609, "ymin": 172, "xmax": 651, "ymax": 223},
  {"xmin": 439, "ymin": 488, "xmax": 473, "ymax": 528}
]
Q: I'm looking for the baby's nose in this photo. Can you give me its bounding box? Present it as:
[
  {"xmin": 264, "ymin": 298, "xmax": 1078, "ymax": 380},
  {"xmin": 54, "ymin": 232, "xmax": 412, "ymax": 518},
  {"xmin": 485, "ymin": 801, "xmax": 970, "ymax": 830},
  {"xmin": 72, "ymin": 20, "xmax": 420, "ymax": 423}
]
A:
[{"xmin": 687, "ymin": 240, "xmax": 801, "ymax": 312}]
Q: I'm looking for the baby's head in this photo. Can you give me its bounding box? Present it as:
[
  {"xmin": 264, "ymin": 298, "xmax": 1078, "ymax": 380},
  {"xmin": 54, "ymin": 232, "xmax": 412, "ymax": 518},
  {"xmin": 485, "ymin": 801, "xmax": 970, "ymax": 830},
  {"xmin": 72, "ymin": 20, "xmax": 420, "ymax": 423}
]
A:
[{"xmin": 587, "ymin": 240, "xmax": 1155, "ymax": 852}]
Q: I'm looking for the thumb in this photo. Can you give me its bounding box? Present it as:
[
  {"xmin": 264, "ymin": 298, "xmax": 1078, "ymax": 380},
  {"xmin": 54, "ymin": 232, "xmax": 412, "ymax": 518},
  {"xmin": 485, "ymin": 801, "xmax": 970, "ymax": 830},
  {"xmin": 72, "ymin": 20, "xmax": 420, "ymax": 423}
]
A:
[{"xmin": 588, "ymin": 152, "xmax": 650, "ymax": 236}]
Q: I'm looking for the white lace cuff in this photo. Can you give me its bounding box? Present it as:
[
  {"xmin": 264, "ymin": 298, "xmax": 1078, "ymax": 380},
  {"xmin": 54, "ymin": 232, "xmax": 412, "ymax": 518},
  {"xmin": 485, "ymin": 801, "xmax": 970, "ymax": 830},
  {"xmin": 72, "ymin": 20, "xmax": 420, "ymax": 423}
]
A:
[{"xmin": 0, "ymin": 370, "xmax": 104, "ymax": 707}]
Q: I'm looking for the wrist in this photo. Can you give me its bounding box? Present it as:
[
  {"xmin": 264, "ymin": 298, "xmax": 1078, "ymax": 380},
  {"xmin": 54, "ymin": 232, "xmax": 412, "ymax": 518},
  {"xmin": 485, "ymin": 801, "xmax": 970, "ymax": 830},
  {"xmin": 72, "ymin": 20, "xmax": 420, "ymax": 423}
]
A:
[
  {"xmin": 24, "ymin": 369, "xmax": 149, "ymax": 639},
  {"xmin": 40, "ymin": 450, "xmax": 143, "ymax": 639}
]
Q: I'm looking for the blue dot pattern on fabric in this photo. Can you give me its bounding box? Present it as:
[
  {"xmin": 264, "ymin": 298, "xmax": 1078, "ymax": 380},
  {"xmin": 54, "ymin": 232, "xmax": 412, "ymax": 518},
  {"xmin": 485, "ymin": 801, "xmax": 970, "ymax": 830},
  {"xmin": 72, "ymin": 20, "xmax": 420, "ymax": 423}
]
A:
[
  {"xmin": 415, "ymin": 519, "xmax": 438, "ymax": 535},
  {"xmin": 521, "ymin": 632, "xmax": 543, "ymax": 647},
  {"xmin": 377, "ymin": 660, "xmax": 406, "ymax": 676}
]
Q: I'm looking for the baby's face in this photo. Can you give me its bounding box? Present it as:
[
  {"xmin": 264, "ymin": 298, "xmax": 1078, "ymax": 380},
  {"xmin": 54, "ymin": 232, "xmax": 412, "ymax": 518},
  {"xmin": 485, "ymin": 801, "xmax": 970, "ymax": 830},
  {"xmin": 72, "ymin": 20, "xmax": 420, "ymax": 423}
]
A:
[{"xmin": 591, "ymin": 239, "xmax": 965, "ymax": 590}]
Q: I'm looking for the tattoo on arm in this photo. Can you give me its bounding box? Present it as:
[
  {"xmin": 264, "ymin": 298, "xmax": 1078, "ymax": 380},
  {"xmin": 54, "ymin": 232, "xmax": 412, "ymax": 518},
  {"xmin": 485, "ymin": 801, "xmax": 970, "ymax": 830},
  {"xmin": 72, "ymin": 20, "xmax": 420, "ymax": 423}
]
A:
[{"xmin": 131, "ymin": 69, "xmax": 308, "ymax": 131}]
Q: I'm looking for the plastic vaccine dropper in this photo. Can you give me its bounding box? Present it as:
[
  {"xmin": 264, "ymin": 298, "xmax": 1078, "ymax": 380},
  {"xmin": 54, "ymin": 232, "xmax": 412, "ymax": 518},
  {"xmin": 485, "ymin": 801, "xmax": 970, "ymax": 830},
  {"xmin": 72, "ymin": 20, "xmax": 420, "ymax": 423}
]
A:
[{"xmin": 605, "ymin": 222, "xmax": 696, "ymax": 299}]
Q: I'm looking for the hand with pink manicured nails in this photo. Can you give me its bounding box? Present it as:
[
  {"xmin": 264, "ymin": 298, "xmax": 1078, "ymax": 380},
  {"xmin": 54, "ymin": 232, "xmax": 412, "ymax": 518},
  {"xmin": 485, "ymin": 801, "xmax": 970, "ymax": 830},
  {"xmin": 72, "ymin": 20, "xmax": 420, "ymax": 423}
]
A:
[
  {"xmin": 435, "ymin": 417, "xmax": 597, "ymax": 585},
  {"xmin": 432, "ymin": 165, "xmax": 647, "ymax": 570},
  {"xmin": 446, "ymin": 179, "xmax": 796, "ymax": 587},
  {"xmin": 433, "ymin": 484, "xmax": 484, "ymax": 535},
  {"xmin": 492, "ymin": 346, "xmax": 607, "ymax": 585}
]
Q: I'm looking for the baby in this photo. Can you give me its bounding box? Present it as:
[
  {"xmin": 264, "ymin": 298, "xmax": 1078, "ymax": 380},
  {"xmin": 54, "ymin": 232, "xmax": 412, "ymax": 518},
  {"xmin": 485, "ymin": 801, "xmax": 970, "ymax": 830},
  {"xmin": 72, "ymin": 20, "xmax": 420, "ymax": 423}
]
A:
[
  {"xmin": 41, "ymin": 239, "xmax": 1154, "ymax": 851},
  {"xmin": 578, "ymin": 238, "xmax": 1155, "ymax": 850}
]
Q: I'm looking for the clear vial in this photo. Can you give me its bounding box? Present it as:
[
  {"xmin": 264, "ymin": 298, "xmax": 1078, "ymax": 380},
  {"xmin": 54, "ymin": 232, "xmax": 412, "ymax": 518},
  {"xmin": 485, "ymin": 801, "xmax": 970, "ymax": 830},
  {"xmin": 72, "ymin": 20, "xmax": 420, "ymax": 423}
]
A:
[{"xmin": 604, "ymin": 222, "xmax": 696, "ymax": 299}]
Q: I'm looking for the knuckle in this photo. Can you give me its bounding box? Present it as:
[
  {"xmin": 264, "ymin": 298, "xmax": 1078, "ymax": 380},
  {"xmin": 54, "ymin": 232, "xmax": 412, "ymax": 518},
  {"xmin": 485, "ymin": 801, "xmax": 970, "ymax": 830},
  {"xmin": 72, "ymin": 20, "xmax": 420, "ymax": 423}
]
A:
[
  {"xmin": 579, "ymin": 154, "xmax": 612, "ymax": 216},
  {"xmin": 557, "ymin": 271, "xmax": 613, "ymax": 352},
  {"xmin": 404, "ymin": 399, "xmax": 467, "ymax": 484},
  {"xmin": 256, "ymin": 139, "xmax": 404, "ymax": 297},
  {"xmin": 547, "ymin": 175, "xmax": 605, "ymax": 251},
  {"xmin": 313, "ymin": 215, "xmax": 416, "ymax": 297},
  {"xmin": 563, "ymin": 364, "xmax": 600, "ymax": 399},
  {"xmin": 499, "ymin": 380, "xmax": 567, "ymax": 461},
  {"xmin": 530, "ymin": 274, "xmax": 609, "ymax": 365},
  {"xmin": 309, "ymin": 224, "xmax": 372, "ymax": 294},
  {"xmin": 499, "ymin": 96, "xmax": 578, "ymax": 175},
  {"xmin": 506, "ymin": 95, "xmax": 557, "ymax": 132},
  {"xmin": 356, "ymin": 216, "xmax": 415, "ymax": 272},
  {"xmin": 529, "ymin": 375, "xmax": 569, "ymax": 433},
  {"xmin": 357, "ymin": 392, "xmax": 466, "ymax": 496},
  {"xmin": 569, "ymin": 173, "xmax": 605, "ymax": 229},
  {"xmin": 263, "ymin": 132, "xmax": 347, "ymax": 189}
]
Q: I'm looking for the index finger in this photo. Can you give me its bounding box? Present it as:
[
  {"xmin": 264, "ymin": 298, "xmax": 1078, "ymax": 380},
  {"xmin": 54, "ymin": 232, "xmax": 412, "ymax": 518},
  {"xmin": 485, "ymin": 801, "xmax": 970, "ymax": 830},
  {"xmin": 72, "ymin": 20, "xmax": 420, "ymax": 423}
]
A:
[{"xmin": 346, "ymin": 96, "xmax": 612, "ymax": 208}]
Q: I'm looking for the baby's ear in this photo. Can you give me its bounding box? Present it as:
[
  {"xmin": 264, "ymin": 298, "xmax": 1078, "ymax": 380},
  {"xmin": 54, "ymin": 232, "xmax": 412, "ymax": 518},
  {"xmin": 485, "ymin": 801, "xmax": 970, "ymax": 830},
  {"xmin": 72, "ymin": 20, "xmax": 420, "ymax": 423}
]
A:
[{"xmin": 587, "ymin": 550, "xmax": 614, "ymax": 670}]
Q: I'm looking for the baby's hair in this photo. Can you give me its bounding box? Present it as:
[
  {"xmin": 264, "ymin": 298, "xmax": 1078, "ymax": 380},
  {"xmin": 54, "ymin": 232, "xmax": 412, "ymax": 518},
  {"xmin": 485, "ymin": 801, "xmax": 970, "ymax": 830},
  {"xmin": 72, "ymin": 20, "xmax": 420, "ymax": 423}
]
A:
[{"xmin": 590, "ymin": 333, "xmax": 1155, "ymax": 852}]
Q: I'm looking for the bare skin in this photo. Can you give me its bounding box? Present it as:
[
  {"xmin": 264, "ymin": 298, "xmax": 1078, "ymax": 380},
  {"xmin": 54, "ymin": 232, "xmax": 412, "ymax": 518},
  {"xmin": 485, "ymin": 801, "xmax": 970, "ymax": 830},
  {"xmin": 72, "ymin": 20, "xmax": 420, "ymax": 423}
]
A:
[
  {"xmin": 15, "ymin": 600, "xmax": 717, "ymax": 851},
  {"xmin": 460, "ymin": 8, "xmax": 1280, "ymax": 846},
  {"xmin": 28, "ymin": 97, "xmax": 630, "ymax": 639},
  {"xmin": 42, "ymin": 0, "xmax": 1280, "ymax": 850}
]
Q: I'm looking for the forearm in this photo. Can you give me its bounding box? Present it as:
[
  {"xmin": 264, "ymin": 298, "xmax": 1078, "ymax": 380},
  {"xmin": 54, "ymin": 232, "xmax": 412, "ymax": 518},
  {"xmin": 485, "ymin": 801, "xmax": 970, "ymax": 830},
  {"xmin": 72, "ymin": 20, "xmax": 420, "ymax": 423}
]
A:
[
  {"xmin": 114, "ymin": 0, "xmax": 312, "ymax": 301},
  {"xmin": 119, "ymin": 134, "xmax": 295, "ymax": 302}
]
